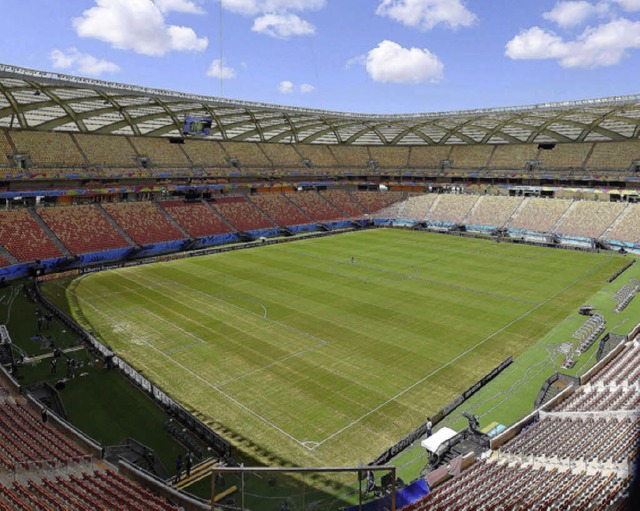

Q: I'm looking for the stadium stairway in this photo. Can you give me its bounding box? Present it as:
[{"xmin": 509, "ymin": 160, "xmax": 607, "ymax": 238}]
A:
[
  {"xmin": 154, "ymin": 202, "xmax": 190, "ymax": 238},
  {"xmin": 600, "ymin": 204, "xmax": 632, "ymax": 240},
  {"xmin": 171, "ymin": 457, "xmax": 218, "ymax": 490},
  {"xmin": 283, "ymin": 194, "xmax": 314, "ymax": 223},
  {"xmin": 202, "ymin": 201, "xmax": 237, "ymax": 232},
  {"xmin": 246, "ymin": 196, "xmax": 280, "ymax": 227},
  {"xmin": 0, "ymin": 246, "xmax": 18, "ymax": 266},
  {"xmin": 460, "ymin": 195, "xmax": 483, "ymax": 224},
  {"xmin": 29, "ymin": 208, "xmax": 72, "ymax": 258},
  {"xmin": 424, "ymin": 195, "xmax": 442, "ymax": 221},
  {"xmin": 95, "ymin": 204, "xmax": 137, "ymax": 248}
]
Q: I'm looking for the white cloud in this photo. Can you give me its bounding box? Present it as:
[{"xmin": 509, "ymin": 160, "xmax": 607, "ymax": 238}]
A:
[
  {"xmin": 206, "ymin": 59, "xmax": 236, "ymax": 79},
  {"xmin": 364, "ymin": 40, "xmax": 444, "ymax": 84},
  {"xmin": 278, "ymin": 80, "xmax": 294, "ymax": 94},
  {"xmin": 221, "ymin": 0, "xmax": 325, "ymax": 16},
  {"xmin": 375, "ymin": 0, "xmax": 477, "ymax": 31},
  {"xmin": 252, "ymin": 13, "xmax": 316, "ymax": 38},
  {"xmin": 72, "ymin": 0, "xmax": 208, "ymax": 56},
  {"xmin": 543, "ymin": 1, "xmax": 609, "ymax": 27},
  {"xmin": 505, "ymin": 18, "xmax": 640, "ymax": 67},
  {"xmin": 50, "ymin": 48, "xmax": 120, "ymax": 76},
  {"xmin": 613, "ymin": 0, "xmax": 640, "ymax": 11},
  {"xmin": 155, "ymin": 0, "xmax": 205, "ymax": 14},
  {"xmin": 299, "ymin": 83, "xmax": 315, "ymax": 93}
]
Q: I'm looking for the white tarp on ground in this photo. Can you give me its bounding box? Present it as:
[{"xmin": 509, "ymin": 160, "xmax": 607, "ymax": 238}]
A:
[{"xmin": 421, "ymin": 427, "xmax": 457, "ymax": 454}]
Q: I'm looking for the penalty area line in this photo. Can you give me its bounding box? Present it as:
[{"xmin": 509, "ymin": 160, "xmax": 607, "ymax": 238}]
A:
[{"xmin": 72, "ymin": 293, "xmax": 315, "ymax": 451}]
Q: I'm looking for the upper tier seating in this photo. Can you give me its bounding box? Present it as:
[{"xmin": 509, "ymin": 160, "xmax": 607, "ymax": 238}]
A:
[
  {"xmin": 285, "ymin": 192, "xmax": 347, "ymax": 222},
  {"xmin": 603, "ymin": 204, "xmax": 640, "ymax": 243},
  {"xmin": 129, "ymin": 137, "xmax": 190, "ymax": 167},
  {"xmin": 586, "ymin": 140, "xmax": 640, "ymax": 171},
  {"xmin": 159, "ymin": 201, "xmax": 232, "ymax": 237},
  {"xmin": 351, "ymin": 191, "xmax": 405, "ymax": 214},
  {"xmin": 320, "ymin": 190, "xmax": 365, "ymax": 217},
  {"xmin": 179, "ymin": 139, "xmax": 229, "ymax": 168},
  {"xmin": 37, "ymin": 206, "xmax": 130, "ymax": 255},
  {"xmin": 249, "ymin": 194, "xmax": 311, "ymax": 226},
  {"xmin": 212, "ymin": 197, "xmax": 275, "ymax": 231},
  {"xmin": 426, "ymin": 194, "xmax": 478, "ymax": 223},
  {"xmin": 538, "ymin": 143, "xmax": 592, "ymax": 170},
  {"xmin": 506, "ymin": 198, "xmax": 572, "ymax": 232},
  {"xmin": 328, "ymin": 145, "xmax": 370, "ymax": 167},
  {"xmin": 74, "ymin": 133, "xmax": 138, "ymax": 167},
  {"xmin": 449, "ymin": 145, "xmax": 492, "ymax": 169},
  {"xmin": 489, "ymin": 144, "xmax": 539, "ymax": 169},
  {"xmin": 368, "ymin": 146, "xmax": 410, "ymax": 168},
  {"xmin": 294, "ymin": 144, "xmax": 339, "ymax": 167},
  {"xmin": 102, "ymin": 203, "xmax": 186, "ymax": 245},
  {"xmin": 220, "ymin": 141, "xmax": 271, "ymax": 167},
  {"xmin": 9, "ymin": 131, "xmax": 85, "ymax": 167},
  {"xmin": 0, "ymin": 130, "xmax": 13, "ymax": 166},
  {"xmin": 555, "ymin": 200, "xmax": 626, "ymax": 238},
  {"xmin": 407, "ymin": 146, "xmax": 451, "ymax": 169},
  {"xmin": 0, "ymin": 210, "xmax": 63, "ymax": 262},
  {"xmin": 465, "ymin": 196, "xmax": 523, "ymax": 227},
  {"xmin": 257, "ymin": 143, "xmax": 301, "ymax": 168},
  {"xmin": 296, "ymin": 144, "xmax": 339, "ymax": 168}
]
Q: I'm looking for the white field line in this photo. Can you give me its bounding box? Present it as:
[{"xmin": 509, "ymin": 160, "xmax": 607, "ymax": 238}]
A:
[
  {"xmin": 309, "ymin": 254, "xmax": 614, "ymax": 450},
  {"xmin": 138, "ymin": 309, "xmax": 206, "ymax": 354},
  {"xmin": 119, "ymin": 274, "xmax": 329, "ymax": 388},
  {"xmin": 72, "ymin": 292, "xmax": 314, "ymax": 450}
]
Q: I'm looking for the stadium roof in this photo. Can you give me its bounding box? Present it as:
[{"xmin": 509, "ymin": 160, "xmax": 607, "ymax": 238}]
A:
[{"xmin": 1, "ymin": 63, "xmax": 640, "ymax": 146}]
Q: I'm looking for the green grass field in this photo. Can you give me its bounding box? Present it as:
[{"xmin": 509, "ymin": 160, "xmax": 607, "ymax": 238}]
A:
[{"xmin": 64, "ymin": 228, "xmax": 627, "ymax": 470}]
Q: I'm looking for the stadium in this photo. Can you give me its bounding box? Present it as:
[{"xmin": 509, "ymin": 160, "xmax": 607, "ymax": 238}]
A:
[{"xmin": 0, "ymin": 54, "xmax": 640, "ymax": 511}]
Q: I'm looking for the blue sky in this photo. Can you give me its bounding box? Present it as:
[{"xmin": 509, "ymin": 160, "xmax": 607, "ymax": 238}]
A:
[{"xmin": 1, "ymin": 0, "xmax": 640, "ymax": 113}]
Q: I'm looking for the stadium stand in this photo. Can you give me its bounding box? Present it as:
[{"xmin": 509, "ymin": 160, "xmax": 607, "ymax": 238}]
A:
[
  {"xmin": 586, "ymin": 140, "xmax": 640, "ymax": 171},
  {"xmin": 407, "ymin": 146, "xmax": 451, "ymax": 169},
  {"xmin": 328, "ymin": 145, "xmax": 370, "ymax": 168},
  {"xmin": 159, "ymin": 201, "xmax": 233, "ymax": 237},
  {"xmin": 0, "ymin": 398, "xmax": 87, "ymax": 471},
  {"xmin": 8, "ymin": 131, "xmax": 85, "ymax": 167},
  {"xmin": 368, "ymin": 146, "xmax": 410, "ymax": 168},
  {"xmin": 488, "ymin": 144, "xmax": 539, "ymax": 169},
  {"xmin": 249, "ymin": 194, "xmax": 311, "ymax": 226},
  {"xmin": 102, "ymin": 202, "xmax": 186, "ymax": 245},
  {"xmin": 0, "ymin": 210, "xmax": 64, "ymax": 262},
  {"xmin": 589, "ymin": 341, "xmax": 640, "ymax": 387},
  {"xmin": 294, "ymin": 144, "xmax": 339, "ymax": 168},
  {"xmin": 320, "ymin": 190, "xmax": 365, "ymax": 218},
  {"xmin": 449, "ymin": 145, "xmax": 493, "ymax": 169},
  {"xmin": 220, "ymin": 141, "xmax": 271, "ymax": 168},
  {"xmin": 506, "ymin": 198, "xmax": 572, "ymax": 232},
  {"xmin": 285, "ymin": 191, "xmax": 347, "ymax": 222},
  {"xmin": 554, "ymin": 200, "xmax": 627, "ymax": 238},
  {"xmin": 603, "ymin": 204, "xmax": 640, "ymax": 243},
  {"xmin": 181, "ymin": 139, "xmax": 229, "ymax": 168},
  {"xmin": 409, "ymin": 459, "xmax": 628, "ymax": 510},
  {"xmin": 538, "ymin": 143, "xmax": 592, "ymax": 170},
  {"xmin": 0, "ymin": 130, "xmax": 14, "ymax": 169},
  {"xmin": 257, "ymin": 143, "xmax": 302, "ymax": 168},
  {"xmin": 351, "ymin": 191, "xmax": 405, "ymax": 214},
  {"xmin": 212, "ymin": 197, "xmax": 275, "ymax": 231},
  {"xmin": 0, "ymin": 256, "xmax": 11, "ymax": 268},
  {"xmin": 382, "ymin": 193, "xmax": 439, "ymax": 221},
  {"xmin": 36, "ymin": 205, "xmax": 131, "ymax": 255},
  {"xmin": 73, "ymin": 133, "xmax": 138, "ymax": 168},
  {"xmin": 426, "ymin": 194, "xmax": 478, "ymax": 224},
  {"xmin": 465, "ymin": 196, "xmax": 524, "ymax": 228},
  {"xmin": 128, "ymin": 137, "xmax": 190, "ymax": 167}
]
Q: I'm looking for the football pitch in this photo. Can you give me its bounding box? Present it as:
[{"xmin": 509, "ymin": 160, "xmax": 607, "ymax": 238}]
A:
[{"xmin": 64, "ymin": 229, "xmax": 625, "ymax": 468}]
